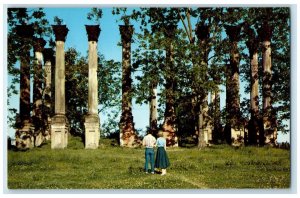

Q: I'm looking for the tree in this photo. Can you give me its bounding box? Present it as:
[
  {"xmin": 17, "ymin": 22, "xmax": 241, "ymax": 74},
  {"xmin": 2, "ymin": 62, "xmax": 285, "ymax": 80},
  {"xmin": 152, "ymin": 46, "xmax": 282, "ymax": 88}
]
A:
[{"xmin": 176, "ymin": 8, "xmax": 225, "ymax": 146}]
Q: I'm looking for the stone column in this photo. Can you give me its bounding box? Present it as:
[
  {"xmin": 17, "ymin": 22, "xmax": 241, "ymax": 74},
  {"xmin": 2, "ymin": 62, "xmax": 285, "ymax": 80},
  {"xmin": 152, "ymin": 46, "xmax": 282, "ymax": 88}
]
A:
[
  {"xmin": 119, "ymin": 25, "xmax": 140, "ymax": 147},
  {"xmin": 258, "ymin": 23, "xmax": 277, "ymax": 146},
  {"xmin": 210, "ymin": 89, "xmax": 221, "ymax": 143},
  {"xmin": 246, "ymin": 28, "xmax": 261, "ymax": 145},
  {"xmin": 84, "ymin": 25, "xmax": 101, "ymax": 149},
  {"xmin": 15, "ymin": 24, "xmax": 35, "ymax": 149},
  {"xmin": 224, "ymin": 25, "xmax": 243, "ymax": 145},
  {"xmin": 195, "ymin": 24, "xmax": 212, "ymax": 147},
  {"xmin": 161, "ymin": 24, "xmax": 178, "ymax": 147},
  {"xmin": 32, "ymin": 37, "xmax": 46, "ymax": 146},
  {"xmin": 51, "ymin": 25, "xmax": 69, "ymax": 149},
  {"xmin": 149, "ymin": 82, "xmax": 158, "ymax": 136},
  {"xmin": 43, "ymin": 48, "xmax": 55, "ymax": 140}
]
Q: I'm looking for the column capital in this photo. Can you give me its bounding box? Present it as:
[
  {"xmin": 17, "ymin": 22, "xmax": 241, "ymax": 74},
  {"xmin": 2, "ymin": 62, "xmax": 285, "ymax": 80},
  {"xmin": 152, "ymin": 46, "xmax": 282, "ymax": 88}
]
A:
[
  {"xmin": 258, "ymin": 22, "xmax": 273, "ymax": 42},
  {"xmin": 52, "ymin": 25, "xmax": 69, "ymax": 42},
  {"xmin": 16, "ymin": 24, "xmax": 34, "ymax": 38},
  {"xmin": 225, "ymin": 25, "xmax": 241, "ymax": 42},
  {"xmin": 43, "ymin": 48, "xmax": 54, "ymax": 62},
  {"xmin": 119, "ymin": 25, "xmax": 134, "ymax": 43},
  {"xmin": 85, "ymin": 25, "xmax": 101, "ymax": 42},
  {"xmin": 195, "ymin": 24, "xmax": 210, "ymax": 41},
  {"xmin": 33, "ymin": 37, "xmax": 46, "ymax": 52}
]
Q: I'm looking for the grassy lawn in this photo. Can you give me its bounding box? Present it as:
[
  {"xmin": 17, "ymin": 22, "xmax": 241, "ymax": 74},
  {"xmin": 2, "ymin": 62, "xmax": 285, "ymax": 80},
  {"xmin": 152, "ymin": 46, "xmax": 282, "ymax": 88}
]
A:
[{"xmin": 7, "ymin": 136, "xmax": 290, "ymax": 189}]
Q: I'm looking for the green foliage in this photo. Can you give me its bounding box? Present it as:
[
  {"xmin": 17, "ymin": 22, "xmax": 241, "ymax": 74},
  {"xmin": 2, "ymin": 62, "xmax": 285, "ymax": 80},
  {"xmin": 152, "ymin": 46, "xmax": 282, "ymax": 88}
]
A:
[
  {"xmin": 53, "ymin": 16, "xmax": 63, "ymax": 25},
  {"xmin": 87, "ymin": 8, "xmax": 103, "ymax": 24},
  {"xmin": 7, "ymin": 137, "xmax": 290, "ymax": 189},
  {"xmin": 64, "ymin": 47, "xmax": 122, "ymax": 136},
  {"xmin": 65, "ymin": 48, "xmax": 88, "ymax": 135},
  {"xmin": 98, "ymin": 58, "xmax": 122, "ymax": 136}
]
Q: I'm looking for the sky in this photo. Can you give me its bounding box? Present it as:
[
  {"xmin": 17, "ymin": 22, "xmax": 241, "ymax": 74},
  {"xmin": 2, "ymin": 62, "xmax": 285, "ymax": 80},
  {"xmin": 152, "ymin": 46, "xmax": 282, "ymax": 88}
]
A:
[{"xmin": 5, "ymin": 6, "xmax": 290, "ymax": 142}]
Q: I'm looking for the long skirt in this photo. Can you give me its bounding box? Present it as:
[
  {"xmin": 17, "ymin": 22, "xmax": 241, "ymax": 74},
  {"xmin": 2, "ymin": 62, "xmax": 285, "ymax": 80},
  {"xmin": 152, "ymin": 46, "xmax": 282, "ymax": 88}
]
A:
[{"xmin": 155, "ymin": 147, "xmax": 170, "ymax": 169}]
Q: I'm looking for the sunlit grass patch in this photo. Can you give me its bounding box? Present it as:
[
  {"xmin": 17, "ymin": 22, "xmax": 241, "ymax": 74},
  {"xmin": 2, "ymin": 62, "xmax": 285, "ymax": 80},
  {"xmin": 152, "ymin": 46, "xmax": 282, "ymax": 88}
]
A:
[{"xmin": 7, "ymin": 137, "xmax": 290, "ymax": 189}]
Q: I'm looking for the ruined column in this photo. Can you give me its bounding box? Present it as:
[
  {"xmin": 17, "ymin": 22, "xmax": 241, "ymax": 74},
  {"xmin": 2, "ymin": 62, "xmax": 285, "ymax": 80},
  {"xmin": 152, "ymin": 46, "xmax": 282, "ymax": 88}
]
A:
[
  {"xmin": 246, "ymin": 28, "xmax": 261, "ymax": 145},
  {"xmin": 162, "ymin": 24, "xmax": 178, "ymax": 147},
  {"xmin": 119, "ymin": 25, "xmax": 140, "ymax": 147},
  {"xmin": 51, "ymin": 25, "xmax": 69, "ymax": 149},
  {"xmin": 15, "ymin": 24, "xmax": 34, "ymax": 149},
  {"xmin": 258, "ymin": 23, "xmax": 277, "ymax": 146},
  {"xmin": 210, "ymin": 88, "xmax": 221, "ymax": 143},
  {"xmin": 149, "ymin": 82, "xmax": 158, "ymax": 136},
  {"xmin": 43, "ymin": 48, "xmax": 55, "ymax": 141},
  {"xmin": 32, "ymin": 37, "xmax": 46, "ymax": 147},
  {"xmin": 224, "ymin": 25, "xmax": 243, "ymax": 145},
  {"xmin": 195, "ymin": 24, "xmax": 212, "ymax": 147},
  {"xmin": 84, "ymin": 25, "xmax": 101, "ymax": 149}
]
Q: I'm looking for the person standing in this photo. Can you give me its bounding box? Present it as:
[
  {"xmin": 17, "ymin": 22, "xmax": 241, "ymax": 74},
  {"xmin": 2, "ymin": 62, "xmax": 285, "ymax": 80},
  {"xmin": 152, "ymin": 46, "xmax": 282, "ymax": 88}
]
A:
[
  {"xmin": 142, "ymin": 131, "xmax": 156, "ymax": 174},
  {"xmin": 155, "ymin": 132, "xmax": 170, "ymax": 175}
]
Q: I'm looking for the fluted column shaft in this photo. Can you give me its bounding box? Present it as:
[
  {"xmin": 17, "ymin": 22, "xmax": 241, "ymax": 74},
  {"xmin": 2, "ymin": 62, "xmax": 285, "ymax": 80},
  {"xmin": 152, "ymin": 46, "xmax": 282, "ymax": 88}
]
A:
[
  {"xmin": 84, "ymin": 25, "xmax": 101, "ymax": 149},
  {"xmin": 119, "ymin": 25, "xmax": 140, "ymax": 147},
  {"xmin": 54, "ymin": 41, "xmax": 66, "ymax": 114},
  {"xmin": 51, "ymin": 25, "xmax": 69, "ymax": 149},
  {"xmin": 258, "ymin": 23, "xmax": 277, "ymax": 145},
  {"xmin": 88, "ymin": 41, "xmax": 98, "ymax": 114},
  {"xmin": 33, "ymin": 38, "xmax": 46, "ymax": 118},
  {"xmin": 15, "ymin": 24, "xmax": 34, "ymax": 149},
  {"xmin": 43, "ymin": 48, "xmax": 54, "ymax": 109},
  {"xmin": 195, "ymin": 24, "xmax": 211, "ymax": 147}
]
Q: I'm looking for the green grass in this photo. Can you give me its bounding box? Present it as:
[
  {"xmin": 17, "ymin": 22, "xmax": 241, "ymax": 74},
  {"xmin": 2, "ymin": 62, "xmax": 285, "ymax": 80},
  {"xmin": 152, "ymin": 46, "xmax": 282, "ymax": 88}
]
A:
[{"xmin": 7, "ymin": 136, "xmax": 291, "ymax": 189}]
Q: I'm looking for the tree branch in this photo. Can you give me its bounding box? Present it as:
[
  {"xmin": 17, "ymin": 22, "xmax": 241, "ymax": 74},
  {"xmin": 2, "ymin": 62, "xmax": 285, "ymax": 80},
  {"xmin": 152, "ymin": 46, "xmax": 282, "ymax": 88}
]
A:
[
  {"xmin": 176, "ymin": 8, "xmax": 193, "ymax": 43},
  {"xmin": 186, "ymin": 8, "xmax": 194, "ymax": 42}
]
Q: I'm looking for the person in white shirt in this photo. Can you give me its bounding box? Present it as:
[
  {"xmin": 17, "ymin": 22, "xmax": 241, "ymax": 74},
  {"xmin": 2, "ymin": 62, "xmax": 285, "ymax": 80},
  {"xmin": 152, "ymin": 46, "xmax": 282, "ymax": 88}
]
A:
[{"xmin": 142, "ymin": 131, "xmax": 156, "ymax": 174}]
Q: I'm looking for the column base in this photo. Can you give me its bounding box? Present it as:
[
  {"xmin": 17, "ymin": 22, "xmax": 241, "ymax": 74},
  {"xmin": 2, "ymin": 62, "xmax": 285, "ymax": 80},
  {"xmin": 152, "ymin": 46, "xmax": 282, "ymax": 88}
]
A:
[
  {"xmin": 231, "ymin": 128, "xmax": 244, "ymax": 147},
  {"xmin": 119, "ymin": 130, "xmax": 141, "ymax": 147},
  {"xmin": 84, "ymin": 114, "xmax": 100, "ymax": 149},
  {"xmin": 15, "ymin": 120, "xmax": 34, "ymax": 150},
  {"xmin": 43, "ymin": 117, "xmax": 52, "ymax": 141},
  {"xmin": 264, "ymin": 127, "xmax": 278, "ymax": 146},
  {"xmin": 119, "ymin": 119, "xmax": 141, "ymax": 147},
  {"xmin": 203, "ymin": 127, "xmax": 212, "ymax": 145},
  {"xmin": 161, "ymin": 131, "xmax": 178, "ymax": 147},
  {"xmin": 51, "ymin": 115, "xmax": 69, "ymax": 149}
]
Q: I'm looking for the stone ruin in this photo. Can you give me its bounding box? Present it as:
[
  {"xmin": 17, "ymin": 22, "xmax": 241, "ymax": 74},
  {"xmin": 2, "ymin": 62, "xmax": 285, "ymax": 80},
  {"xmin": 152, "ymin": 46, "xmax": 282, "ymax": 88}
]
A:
[{"xmin": 13, "ymin": 22, "xmax": 278, "ymax": 149}]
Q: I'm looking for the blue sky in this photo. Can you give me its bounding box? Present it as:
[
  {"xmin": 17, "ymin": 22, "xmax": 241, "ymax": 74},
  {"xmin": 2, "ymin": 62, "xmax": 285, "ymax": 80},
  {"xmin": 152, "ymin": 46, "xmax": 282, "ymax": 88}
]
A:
[{"xmin": 6, "ymin": 7, "xmax": 290, "ymax": 142}]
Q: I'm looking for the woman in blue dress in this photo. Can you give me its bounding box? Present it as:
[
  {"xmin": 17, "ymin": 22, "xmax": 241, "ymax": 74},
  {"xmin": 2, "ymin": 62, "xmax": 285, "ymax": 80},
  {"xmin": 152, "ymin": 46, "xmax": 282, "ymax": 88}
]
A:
[{"xmin": 155, "ymin": 132, "xmax": 170, "ymax": 175}]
